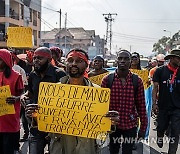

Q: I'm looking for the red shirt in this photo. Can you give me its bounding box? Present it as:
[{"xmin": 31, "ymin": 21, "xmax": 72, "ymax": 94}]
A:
[
  {"xmin": 101, "ymin": 71, "xmax": 147, "ymax": 132},
  {"xmin": 0, "ymin": 70, "xmax": 24, "ymax": 132}
]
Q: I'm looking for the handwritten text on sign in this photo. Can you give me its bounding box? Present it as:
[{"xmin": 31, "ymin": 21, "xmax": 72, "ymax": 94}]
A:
[
  {"xmin": 0, "ymin": 86, "xmax": 15, "ymax": 116},
  {"xmin": 130, "ymin": 69, "xmax": 150, "ymax": 89},
  {"xmin": 89, "ymin": 72, "xmax": 109, "ymax": 86},
  {"xmin": 7, "ymin": 27, "xmax": 33, "ymax": 48},
  {"xmin": 37, "ymin": 82, "xmax": 111, "ymax": 139}
]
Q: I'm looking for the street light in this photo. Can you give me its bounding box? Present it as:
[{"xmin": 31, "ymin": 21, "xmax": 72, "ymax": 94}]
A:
[{"xmin": 163, "ymin": 29, "xmax": 171, "ymax": 38}]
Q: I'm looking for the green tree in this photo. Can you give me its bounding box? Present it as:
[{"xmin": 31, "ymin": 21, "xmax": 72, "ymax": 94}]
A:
[
  {"xmin": 153, "ymin": 36, "xmax": 170, "ymax": 54},
  {"xmin": 153, "ymin": 31, "xmax": 180, "ymax": 54}
]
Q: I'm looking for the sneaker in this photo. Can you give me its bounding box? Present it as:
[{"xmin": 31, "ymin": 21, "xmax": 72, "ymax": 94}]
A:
[{"xmin": 19, "ymin": 133, "xmax": 28, "ymax": 142}]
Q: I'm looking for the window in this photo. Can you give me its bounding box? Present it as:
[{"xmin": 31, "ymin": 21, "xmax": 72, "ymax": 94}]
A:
[
  {"xmin": 21, "ymin": 4, "xmax": 24, "ymax": 19},
  {"xmin": 29, "ymin": 9, "xmax": 32, "ymax": 22},
  {"xmin": 38, "ymin": 12, "xmax": 41, "ymax": 19},
  {"xmin": 38, "ymin": 31, "xmax": 40, "ymax": 38}
]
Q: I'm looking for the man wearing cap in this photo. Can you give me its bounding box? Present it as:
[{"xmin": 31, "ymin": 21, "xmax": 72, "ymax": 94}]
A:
[
  {"xmin": 20, "ymin": 47, "xmax": 66, "ymax": 154},
  {"xmin": 152, "ymin": 49, "xmax": 180, "ymax": 154},
  {"xmin": 88, "ymin": 55, "xmax": 108, "ymax": 77}
]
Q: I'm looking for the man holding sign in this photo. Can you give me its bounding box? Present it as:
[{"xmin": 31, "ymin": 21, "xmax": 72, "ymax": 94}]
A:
[
  {"xmin": 47, "ymin": 49, "xmax": 118, "ymax": 154},
  {"xmin": 0, "ymin": 49, "xmax": 24, "ymax": 154}
]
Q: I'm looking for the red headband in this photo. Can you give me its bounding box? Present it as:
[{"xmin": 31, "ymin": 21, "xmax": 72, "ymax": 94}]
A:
[
  {"xmin": 34, "ymin": 51, "xmax": 52, "ymax": 59},
  {"xmin": 67, "ymin": 51, "xmax": 88, "ymax": 64}
]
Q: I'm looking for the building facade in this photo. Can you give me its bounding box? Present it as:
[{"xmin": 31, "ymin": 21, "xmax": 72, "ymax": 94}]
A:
[
  {"xmin": 41, "ymin": 27, "xmax": 105, "ymax": 58},
  {"xmin": 0, "ymin": 0, "xmax": 41, "ymax": 48}
]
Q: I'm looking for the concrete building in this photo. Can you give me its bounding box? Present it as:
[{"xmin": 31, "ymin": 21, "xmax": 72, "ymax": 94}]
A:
[
  {"xmin": 0, "ymin": 0, "xmax": 41, "ymax": 48},
  {"xmin": 41, "ymin": 27, "xmax": 105, "ymax": 57}
]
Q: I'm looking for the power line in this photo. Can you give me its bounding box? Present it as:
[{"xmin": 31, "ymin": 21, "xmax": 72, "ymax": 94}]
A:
[
  {"xmin": 87, "ymin": 0, "xmax": 105, "ymax": 14},
  {"xmin": 113, "ymin": 34, "xmax": 156, "ymax": 42},
  {"xmin": 113, "ymin": 32, "xmax": 158, "ymax": 40}
]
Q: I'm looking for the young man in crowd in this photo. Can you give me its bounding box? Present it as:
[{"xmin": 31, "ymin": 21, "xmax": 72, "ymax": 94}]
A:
[
  {"xmin": 50, "ymin": 46, "xmax": 66, "ymax": 70},
  {"xmin": 130, "ymin": 52, "xmax": 142, "ymax": 70},
  {"xmin": 88, "ymin": 55, "xmax": 108, "ymax": 77},
  {"xmin": 20, "ymin": 47, "xmax": 66, "ymax": 154},
  {"xmin": 152, "ymin": 49, "xmax": 180, "ymax": 154},
  {"xmin": 101, "ymin": 50, "xmax": 147, "ymax": 154}
]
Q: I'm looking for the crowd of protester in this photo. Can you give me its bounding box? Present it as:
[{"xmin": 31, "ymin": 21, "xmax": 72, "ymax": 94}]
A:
[{"xmin": 0, "ymin": 47, "xmax": 179, "ymax": 154}]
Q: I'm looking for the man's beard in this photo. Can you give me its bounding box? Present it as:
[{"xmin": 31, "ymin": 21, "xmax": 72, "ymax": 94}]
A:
[
  {"xmin": 34, "ymin": 60, "xmax": 49, "ymax": 73},
  {"xmin": 68, "ymin": 66, "xmax": 85, "ymax": 78}
]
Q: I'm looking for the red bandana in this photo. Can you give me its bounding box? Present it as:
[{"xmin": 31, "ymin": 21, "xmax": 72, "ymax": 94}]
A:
[
  {"xmin": 34, "ymin": 51, "xmax": 52, "ymax": 59},
  {"xmin": 167, "ymin": 63, "xmax": 179, "ymax": 84},
  {"xmin": 67, "ymin": 51, "xmax": 88, "ymax": 65}
]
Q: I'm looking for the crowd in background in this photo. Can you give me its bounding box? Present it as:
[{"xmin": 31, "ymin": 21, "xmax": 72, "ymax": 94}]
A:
[{"xmin": 0, "ymin": 47, "xmax": 179, "ymax": 154}]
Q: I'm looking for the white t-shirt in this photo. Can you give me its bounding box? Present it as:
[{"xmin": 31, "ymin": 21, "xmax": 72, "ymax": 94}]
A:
[{"xmin": 13, "ymin": 64, "xmax": 28, "ymax": 86}]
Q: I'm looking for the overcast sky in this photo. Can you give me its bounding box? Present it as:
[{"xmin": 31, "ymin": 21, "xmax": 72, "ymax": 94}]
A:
[{"xmin": 42, "ymin": 0, "xmax": 180, "ymax": 56}]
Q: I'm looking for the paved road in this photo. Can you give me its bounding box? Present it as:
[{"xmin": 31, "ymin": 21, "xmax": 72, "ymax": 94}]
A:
[{"xmin": 20, "ymin": 118, "xmax": 179, "ymax": 154}]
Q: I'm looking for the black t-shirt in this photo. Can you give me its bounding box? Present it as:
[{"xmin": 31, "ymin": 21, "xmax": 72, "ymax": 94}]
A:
[
  {"xmin": 153, "ymin": 65, "xmax": 180, "ymax": 110},
  {"xmin": 28, "ymin": 65, "xmax": 66, "ymax": 104}
]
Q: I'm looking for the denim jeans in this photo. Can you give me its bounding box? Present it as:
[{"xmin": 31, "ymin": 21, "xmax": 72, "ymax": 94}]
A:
[
  {"xmin": 20, "ymin": 106, "xmax": 29, "ymax": 135},
  {"xmin": 109, "ymin": 127, "xmax": 137, "ymax": 154},
  {"xmin": 28, "ymin": 128, "xmax": 48, "ymax": 154}
]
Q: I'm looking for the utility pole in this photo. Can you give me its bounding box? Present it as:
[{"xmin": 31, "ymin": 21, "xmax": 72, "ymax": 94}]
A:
[
  {"xmin": 64, "ymin": 13, "xmax": 67, "ymax": 53},
  {"xmin": 57, "ymin": 9, "xmax": 61, "ymax": 47},
  {"xmin": 103, "ymin": 13, "xmax": 117, "ymax": 55}
]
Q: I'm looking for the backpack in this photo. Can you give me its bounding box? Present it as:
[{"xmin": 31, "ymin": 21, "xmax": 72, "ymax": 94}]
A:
[{"xmin": 106, "ymin": 72, "xmax": 139, "ymax": 97}]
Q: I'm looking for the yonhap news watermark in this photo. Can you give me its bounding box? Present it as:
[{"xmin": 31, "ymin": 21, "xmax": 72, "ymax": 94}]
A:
[{"xmin": 112, "ymin": 136, "xmax": 175, "ymax": 144}]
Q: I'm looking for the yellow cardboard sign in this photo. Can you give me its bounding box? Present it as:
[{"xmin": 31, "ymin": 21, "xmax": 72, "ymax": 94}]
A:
[
  {"xmin": 0, "ymin": 85, "xmax": 15, "ymax": 116},
  {"xmin": 7, "ymin": 27, "xmax": 33, "ymax": 48},
  {"xmin": 130, "ymin": 69, "xmax": 150, "ymax": 89},
  {"xmin": 37, "ymin": 82, "xmax": 111, "ymax": 140},
  {"xmin": 89, "ymin": 72, "xmax": 109, "ymax": 86}
]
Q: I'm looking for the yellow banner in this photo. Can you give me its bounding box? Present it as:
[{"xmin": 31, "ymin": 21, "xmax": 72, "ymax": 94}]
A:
[
  {"xmin": 7, "ymin": 27, "xmax": 33, "ymax": 48},
  {"xmin": 89, "ymin": 72, "xmax": 109, "ymax": 86},
  {"xmin": 0, "ymin": 86, "xmax": 15, "ymax": 116},
  {"xmin": 37, "ymin": 82, "xmax": 111, "ymax": 140},
  {"xmin": 130, "ymin": 69, "xmax": 150, "ymax": 89}
]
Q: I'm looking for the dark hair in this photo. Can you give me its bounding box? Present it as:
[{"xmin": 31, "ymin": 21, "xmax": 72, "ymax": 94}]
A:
[
  {"xmin": 67, "ymin": 48, "xmax": 89, "ymax": 60},
  {"xmin": 131, "ymin": 52, "xmax": 141, "ymax": 70},
  {"xmin": 50, "ymin": 47, "xmax": 63, "ymax": 57},
  {"xmin": 117, "ymin": 49, "xmax": 132, "ymax": 57},
  {"xmin": 4, "ymin": 65, "xmax": 11, "ymax": 78}
]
